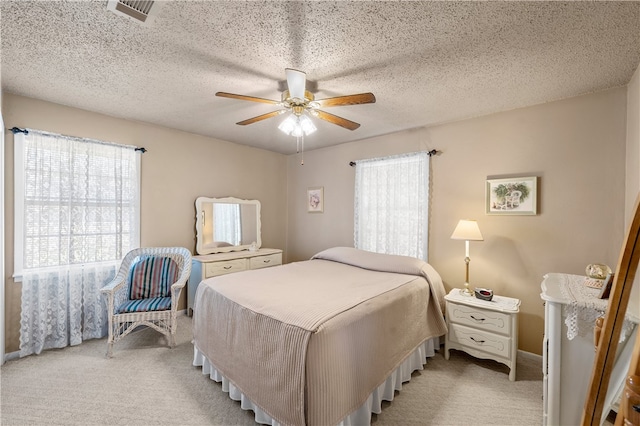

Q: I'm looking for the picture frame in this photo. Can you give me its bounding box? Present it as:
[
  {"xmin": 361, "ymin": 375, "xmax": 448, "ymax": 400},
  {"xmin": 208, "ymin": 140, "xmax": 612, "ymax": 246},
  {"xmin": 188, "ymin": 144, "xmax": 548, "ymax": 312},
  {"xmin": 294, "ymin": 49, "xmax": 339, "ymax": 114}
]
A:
[
  {"xmin": 598, "ymin": 273, "xmax": 614, "ymax": 299},
  {"xmin": 307, "ymin": 187, "xmax": 324, "ymax": 213},
  {"xmin": 486, "ymin": 176, "xmax": 537, "ymax": 215}
]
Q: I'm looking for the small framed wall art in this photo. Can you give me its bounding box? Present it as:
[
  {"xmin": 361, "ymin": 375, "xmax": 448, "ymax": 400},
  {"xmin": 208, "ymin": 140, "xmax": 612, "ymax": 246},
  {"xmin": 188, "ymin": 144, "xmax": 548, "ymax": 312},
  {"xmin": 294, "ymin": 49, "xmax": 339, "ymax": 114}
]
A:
[
  {"xmin": 486, "ymin": 176, "xmax": 537, "ymax": 215},
  {"xmin": 598, "ymin": 273, "xmax": 614, "ymax": 299},
  {"xmin": 307, "ymin": 187, "xmax": 324, "ymax": 213}
]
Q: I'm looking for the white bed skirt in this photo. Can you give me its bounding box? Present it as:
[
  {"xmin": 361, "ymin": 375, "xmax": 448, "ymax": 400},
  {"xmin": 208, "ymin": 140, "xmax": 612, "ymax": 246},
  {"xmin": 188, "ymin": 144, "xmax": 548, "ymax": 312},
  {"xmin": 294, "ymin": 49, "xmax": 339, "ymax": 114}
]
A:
[{"xmin": 192, "ymin": 336, "xmax": 440, "ymax": 426}]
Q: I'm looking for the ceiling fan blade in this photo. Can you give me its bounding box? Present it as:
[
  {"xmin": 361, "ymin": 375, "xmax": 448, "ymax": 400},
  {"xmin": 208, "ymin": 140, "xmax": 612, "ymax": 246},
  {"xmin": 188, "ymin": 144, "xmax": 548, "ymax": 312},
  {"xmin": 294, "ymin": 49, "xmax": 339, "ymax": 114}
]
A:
[
  {"xmin": 216, "ymin": 92, "xmax": 279, "ymax": 105},
  {"xmin": 285, "ymin": 68, "xmax": 306, "ymax": 100},
  {"xmin": 316, "ymin": 92, "xmax": 376, "ymax": 108},
  {"xmin": 314, "ymin": 110, "xmax": 361, "ymax": 131},
  {"xmin": 236, "ymin": 110, "xmax": 286, "ymax": 126}
]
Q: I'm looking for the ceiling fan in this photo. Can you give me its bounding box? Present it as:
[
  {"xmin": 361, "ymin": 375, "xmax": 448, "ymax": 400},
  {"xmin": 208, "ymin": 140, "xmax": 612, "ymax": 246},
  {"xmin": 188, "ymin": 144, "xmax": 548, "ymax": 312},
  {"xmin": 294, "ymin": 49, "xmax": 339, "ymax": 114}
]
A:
[{"xmin": 216, "ymin": 68, "xmax": 376, "ymax": 132}]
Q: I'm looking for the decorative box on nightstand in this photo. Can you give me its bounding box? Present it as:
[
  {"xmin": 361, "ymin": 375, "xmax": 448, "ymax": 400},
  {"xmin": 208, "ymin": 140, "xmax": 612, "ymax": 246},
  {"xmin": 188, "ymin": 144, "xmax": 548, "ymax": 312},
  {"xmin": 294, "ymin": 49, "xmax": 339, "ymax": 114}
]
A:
[{"xmin": 444, "ymin": 288, "xmax": 521, "ymax": 381}]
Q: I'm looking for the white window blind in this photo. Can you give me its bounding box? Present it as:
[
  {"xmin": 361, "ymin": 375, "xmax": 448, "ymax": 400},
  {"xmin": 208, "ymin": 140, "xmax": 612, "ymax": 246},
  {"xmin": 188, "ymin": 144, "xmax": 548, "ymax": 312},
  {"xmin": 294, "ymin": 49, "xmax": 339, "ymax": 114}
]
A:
[{"xmin": 354, "ymin": 152, "xmax": 430, "ymax": 260}]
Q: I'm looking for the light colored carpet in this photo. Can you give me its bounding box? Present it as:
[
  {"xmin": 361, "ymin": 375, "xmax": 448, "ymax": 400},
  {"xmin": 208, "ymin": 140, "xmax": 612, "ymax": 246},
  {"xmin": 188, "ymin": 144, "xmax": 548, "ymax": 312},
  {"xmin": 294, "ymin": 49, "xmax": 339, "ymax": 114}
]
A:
[{"xmin": 1, "ymin": 314, "xmax": 544, "ymax": 425}]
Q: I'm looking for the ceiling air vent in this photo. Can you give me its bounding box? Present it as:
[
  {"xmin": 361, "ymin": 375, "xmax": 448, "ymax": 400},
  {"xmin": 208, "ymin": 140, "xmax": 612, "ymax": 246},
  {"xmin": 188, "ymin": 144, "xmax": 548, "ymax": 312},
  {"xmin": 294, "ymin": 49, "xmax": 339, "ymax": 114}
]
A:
[{"xmin": 107, "ymin": 0, "xmax": 162, "ymax": 25}]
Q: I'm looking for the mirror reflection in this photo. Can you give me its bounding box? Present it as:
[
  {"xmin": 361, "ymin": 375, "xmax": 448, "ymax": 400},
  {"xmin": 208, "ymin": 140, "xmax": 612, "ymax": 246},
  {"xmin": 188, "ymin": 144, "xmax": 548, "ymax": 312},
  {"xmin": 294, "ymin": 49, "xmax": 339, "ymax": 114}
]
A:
[{"xmin": 195, "ymin": 197, "xmax": 261, "ymax": 255}]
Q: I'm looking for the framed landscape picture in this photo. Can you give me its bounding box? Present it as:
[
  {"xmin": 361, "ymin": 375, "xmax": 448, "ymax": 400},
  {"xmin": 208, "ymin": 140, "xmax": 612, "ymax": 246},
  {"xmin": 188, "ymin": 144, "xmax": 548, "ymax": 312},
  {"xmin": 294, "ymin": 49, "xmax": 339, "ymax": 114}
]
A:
[{"xmin": 486, "ymin": 176, "xmax": 537, "ymax": 215}]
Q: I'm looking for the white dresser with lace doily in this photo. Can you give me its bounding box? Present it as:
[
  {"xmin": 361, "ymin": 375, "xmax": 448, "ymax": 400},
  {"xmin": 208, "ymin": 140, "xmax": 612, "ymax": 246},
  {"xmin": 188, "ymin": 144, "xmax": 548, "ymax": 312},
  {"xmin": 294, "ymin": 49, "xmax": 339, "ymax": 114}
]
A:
[{"xmin": 540, "ymin": 273, "xmax": 639, "ymax": 426}]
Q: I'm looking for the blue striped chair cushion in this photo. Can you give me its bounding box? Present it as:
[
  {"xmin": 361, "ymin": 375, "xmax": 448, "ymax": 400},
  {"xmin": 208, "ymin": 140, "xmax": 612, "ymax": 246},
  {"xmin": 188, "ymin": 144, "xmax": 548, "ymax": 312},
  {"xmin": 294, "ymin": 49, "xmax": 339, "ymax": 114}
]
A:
[
  {"xmin": 128, "ymin": 256, "xmax": 179, "ymax": 300},
  {"xmin": 116, "ymin": 297, "xmax": 172, "ymax": 314}
]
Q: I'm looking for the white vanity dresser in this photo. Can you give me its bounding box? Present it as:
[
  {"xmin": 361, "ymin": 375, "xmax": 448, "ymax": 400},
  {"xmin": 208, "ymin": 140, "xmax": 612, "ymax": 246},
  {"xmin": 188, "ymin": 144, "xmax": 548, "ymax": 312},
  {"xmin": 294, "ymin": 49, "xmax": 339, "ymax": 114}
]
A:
[
  {"xmin": 540, "ymin": 273, "xmax": 639, "ymax": 426},
  {"xmin": 188, "ymin": 196, "xmax": 283, "ymax": 315},
  {"xmin": 188, "ymin": 248, "xmax": 282, "ymax": 315}
]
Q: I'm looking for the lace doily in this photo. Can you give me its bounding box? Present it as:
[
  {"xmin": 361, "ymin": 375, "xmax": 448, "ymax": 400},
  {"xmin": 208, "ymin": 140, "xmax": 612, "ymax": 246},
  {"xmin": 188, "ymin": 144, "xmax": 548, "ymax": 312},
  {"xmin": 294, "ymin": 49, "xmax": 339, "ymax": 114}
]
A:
[{"xmin": 556, "ymin": 274, "xmax": 635, "ymax": 342}]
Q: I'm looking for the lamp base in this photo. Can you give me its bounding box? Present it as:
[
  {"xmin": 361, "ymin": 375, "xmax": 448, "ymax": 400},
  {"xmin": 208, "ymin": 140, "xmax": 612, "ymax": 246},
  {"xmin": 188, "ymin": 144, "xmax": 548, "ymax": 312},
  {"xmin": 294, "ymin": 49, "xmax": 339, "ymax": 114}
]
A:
[{"xmin": 460, "ymin": 282, "xmax": 474, "ymax": 296}]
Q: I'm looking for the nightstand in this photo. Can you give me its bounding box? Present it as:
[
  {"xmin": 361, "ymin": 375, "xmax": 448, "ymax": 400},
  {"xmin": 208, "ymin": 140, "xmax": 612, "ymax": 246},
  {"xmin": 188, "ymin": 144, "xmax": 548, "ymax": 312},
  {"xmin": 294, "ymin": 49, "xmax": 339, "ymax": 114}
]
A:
[{"xmin": 444, "ymin": 288, "xmax": 521, "ymax": 381}]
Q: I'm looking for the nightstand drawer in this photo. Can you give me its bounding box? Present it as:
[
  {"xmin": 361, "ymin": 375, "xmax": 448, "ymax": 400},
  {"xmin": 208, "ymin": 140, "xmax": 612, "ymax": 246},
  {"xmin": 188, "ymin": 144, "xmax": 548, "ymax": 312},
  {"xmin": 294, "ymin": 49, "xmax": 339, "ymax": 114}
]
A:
[
  {"xmin": 249, "ymin": 253, "xmax": 282, "ymax": 269},
  {"xmin": 449, "ymin": 323, "xmax": 511, "ymax": 358},
  {"xmin": 205, "ymin": 259, "xmax": 247, "ymax": 277},
  {"xmin": 447, "ymin": 303, "xmax": 512, "ymax": 336}
]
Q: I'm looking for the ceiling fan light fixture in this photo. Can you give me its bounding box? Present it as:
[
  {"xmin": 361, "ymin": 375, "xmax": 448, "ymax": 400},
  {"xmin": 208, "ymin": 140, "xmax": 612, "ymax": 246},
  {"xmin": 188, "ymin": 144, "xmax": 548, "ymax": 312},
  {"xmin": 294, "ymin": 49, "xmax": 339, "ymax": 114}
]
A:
[
  {"xmin": 278, "ymin": 113, "xmax": 317, "ymax": 137},
  {"xmin": 216, "ymin": 68, "xmax": 375, "ymax": 135},
  {"xmin": 278, "ymin": 114, "xmax": 297, "ymax": 135},
  {"xmin": 298, "ymin": 114, "xmax": 317, "ymax": 135}
]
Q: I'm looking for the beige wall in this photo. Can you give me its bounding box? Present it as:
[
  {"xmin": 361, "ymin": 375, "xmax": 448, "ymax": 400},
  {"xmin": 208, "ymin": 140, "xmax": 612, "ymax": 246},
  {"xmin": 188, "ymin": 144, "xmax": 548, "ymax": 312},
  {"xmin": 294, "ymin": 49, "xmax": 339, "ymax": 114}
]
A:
[
  {"xmin": 3, "ymin": 86, "xmax": 632, "ymax": 356},
  {"xmin": 2, "ymin": 93, "xmax": 288, "ymax": 353},
  {"xmin": 286, "ymin": 88, "xmax": 628, "ymax": 355}
]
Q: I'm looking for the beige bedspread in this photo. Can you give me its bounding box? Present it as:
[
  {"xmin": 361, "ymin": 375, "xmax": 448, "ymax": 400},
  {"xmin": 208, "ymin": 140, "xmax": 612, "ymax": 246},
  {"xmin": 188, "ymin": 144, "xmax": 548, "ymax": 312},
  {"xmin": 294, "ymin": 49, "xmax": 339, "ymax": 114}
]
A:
[{"xmin": 193, "ymin": 247, "xmax": 447, "ymax": 426}]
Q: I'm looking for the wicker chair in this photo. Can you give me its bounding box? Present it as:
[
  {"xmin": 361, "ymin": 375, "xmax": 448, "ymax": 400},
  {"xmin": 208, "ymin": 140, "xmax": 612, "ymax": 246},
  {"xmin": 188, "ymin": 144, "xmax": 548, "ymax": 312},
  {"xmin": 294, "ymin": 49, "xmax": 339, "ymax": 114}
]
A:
[{"xmin": 101, "ymin": 247, "xmax": 192, "ymax": 357}]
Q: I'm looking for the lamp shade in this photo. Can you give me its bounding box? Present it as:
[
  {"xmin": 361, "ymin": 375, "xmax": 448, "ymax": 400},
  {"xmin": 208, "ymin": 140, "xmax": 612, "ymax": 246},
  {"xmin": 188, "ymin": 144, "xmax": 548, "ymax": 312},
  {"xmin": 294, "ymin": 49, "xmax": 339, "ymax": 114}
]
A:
[
  {"xmin": 278, "ymin": 114, "xmax": 297, "ymax": 135},
  {"xmin": 278, "ymin": 113, "xmax": 317, "ymax": 137},
  {"xmin": 298, "ymin": 114, "xmax": 316, "ymax": 135},
  {"xmin": 450, "ymin": 220, "xmax": 483, "ymax": 241}
]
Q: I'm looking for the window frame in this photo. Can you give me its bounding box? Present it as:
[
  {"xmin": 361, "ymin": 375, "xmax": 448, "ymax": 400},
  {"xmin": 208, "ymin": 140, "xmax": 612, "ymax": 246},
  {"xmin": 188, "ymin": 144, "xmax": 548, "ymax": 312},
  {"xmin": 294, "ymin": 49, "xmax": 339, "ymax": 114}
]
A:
[
  {"xmin": 13, "ymin": 130, "xmax": 141, "ymax": 281},
  {"xmin": 354, "ymin": 151, "xmax": 430, "ymax": 261}
]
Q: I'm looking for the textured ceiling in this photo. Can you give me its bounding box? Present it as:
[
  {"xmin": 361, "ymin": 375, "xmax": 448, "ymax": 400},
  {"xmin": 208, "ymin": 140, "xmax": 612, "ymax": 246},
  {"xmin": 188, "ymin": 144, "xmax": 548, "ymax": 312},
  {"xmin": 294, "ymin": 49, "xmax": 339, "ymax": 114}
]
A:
[{"xmin": 2, "ymin": 1, "xmax": 640, "ymax": 154}]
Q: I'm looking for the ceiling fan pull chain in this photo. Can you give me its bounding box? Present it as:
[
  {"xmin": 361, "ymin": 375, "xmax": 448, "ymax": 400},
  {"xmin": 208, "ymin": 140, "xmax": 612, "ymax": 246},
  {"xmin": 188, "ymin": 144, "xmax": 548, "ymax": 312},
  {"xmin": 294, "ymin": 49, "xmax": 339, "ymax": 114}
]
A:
[
  {"xmin": 301, "ymin": 134, "xmax": 304, "ymax": 165},
  {"xmin": 296, "ymin": 135, "xmax": 300, "ymax": 153}
]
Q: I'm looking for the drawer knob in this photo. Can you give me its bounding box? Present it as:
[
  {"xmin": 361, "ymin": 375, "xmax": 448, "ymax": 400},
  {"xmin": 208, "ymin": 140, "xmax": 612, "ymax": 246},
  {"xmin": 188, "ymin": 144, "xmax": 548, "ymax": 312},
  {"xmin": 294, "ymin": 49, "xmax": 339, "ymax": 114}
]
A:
[
  {"xmin": 263, "ymin": 259, "xmax": 271, "ymax": 263},
  {"xmin": 223, "ymin": 265, "xmax": 232, "ymax": 270},
  {"xmin": 470, "ymin": 315, "xmax": 485, "ymax": 322},
  {"xmin": 470, "ymin": 336, "xmax": 485, "ymax": 344}
]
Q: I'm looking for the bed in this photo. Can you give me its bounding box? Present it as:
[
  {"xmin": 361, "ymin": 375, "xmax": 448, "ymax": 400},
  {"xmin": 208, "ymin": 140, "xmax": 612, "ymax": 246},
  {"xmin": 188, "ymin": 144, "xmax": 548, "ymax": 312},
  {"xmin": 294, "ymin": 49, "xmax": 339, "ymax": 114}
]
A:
[{"xmin": 192, "ymin": 247, "xmax": 448, "ymax": 426}]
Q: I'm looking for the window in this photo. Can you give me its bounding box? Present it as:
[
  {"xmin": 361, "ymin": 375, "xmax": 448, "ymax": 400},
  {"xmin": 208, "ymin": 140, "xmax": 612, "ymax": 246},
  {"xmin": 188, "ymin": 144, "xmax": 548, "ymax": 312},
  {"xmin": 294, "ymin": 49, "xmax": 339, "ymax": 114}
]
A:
[
  {"xmin": 213, "ymin": 203, "xmax": 241, "ymax": 246},
  {"xmin": 354, "ymin": 152, "xmax": 430, "ymax": 260},
  {"xmin": 14, "ymin": 128, "xmax": 141, "ymax": 356},
  {"xmin": 14, "ymin": 129, "xmax": 140, "ymax": 276}
]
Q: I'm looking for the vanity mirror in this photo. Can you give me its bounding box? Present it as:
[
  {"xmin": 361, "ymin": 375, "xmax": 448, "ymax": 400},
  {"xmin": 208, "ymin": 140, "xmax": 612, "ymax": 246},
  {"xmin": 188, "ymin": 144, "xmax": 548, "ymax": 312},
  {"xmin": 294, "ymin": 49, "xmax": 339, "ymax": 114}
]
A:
[
  {"xmin": 582, "ymin": 196, "xmax": 640, "ymax": 425},
  {"xmin": 195, "ymin": 196, "xmax": 261, "ymax": 255}
]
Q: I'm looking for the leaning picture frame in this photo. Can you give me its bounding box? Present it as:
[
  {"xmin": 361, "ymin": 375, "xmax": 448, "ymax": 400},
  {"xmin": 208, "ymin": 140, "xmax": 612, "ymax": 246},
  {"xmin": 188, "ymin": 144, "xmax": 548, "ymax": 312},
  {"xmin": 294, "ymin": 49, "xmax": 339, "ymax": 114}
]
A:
[
  {"xmin": 486, "ymin": 176, "xmax": 537, "ymax": 215},
  {"xmin": 598, "ymin": 273, "xmax": 614, "ymax": 299},
  {"xmin": 307, "ymin": 187, "xmax": 324, "ymax": 213}
]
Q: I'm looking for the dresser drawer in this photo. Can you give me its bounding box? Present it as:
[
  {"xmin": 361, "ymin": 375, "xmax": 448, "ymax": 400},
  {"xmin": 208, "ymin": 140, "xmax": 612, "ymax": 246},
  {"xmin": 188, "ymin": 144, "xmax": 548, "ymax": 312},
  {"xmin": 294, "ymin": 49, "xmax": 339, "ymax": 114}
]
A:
[
  {"xmin": 449, "ymin": 323, "xmax": 511, "ymax": 359},
  {"xmin": 250, "ymin": 253, "xmax": 282, "ymax": 269},
  {"xmin": 447, "ymin": 302, "xmax": 511, "ymax": 336},
  {"xmin": 205, "ymin": 259, "xmax": 247, "ymax": 277}
]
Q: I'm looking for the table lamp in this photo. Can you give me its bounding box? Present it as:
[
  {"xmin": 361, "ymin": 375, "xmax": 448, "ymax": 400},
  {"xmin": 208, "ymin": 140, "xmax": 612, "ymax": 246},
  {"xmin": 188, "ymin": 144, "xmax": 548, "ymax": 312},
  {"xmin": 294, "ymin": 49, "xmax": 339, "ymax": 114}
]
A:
[{"xmin": 451, "ymin": 219, "xmax": 484, "ymax": 296}]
